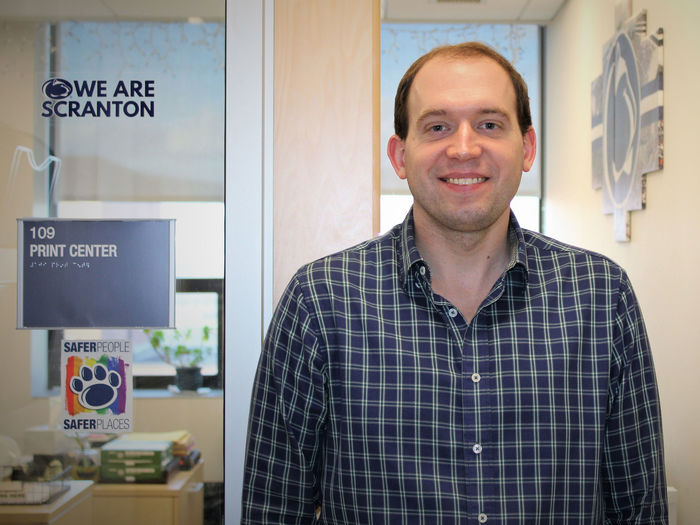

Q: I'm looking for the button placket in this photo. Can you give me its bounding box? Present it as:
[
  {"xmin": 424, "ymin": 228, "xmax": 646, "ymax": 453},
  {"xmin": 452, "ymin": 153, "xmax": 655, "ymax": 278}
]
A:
[{"xmin": 461, "ymin": 317, "xmax": 492, "ymax": 525}]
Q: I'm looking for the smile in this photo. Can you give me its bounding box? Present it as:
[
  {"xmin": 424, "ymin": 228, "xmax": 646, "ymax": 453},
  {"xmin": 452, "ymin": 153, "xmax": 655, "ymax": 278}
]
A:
[{"xmin": 443, "ymin": 177, "xmax": 486, "ymax": 185}]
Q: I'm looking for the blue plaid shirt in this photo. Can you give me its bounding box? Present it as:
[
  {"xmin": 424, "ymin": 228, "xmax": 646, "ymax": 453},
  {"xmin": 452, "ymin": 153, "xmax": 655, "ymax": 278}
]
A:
[{"xmin": 242, "ymin": 211, "xmax": 667, "ymax": 524}]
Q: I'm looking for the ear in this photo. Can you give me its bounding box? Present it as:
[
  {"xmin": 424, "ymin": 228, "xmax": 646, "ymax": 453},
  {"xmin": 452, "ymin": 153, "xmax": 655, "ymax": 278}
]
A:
[
  {"xmin": 522, "ymin": 126, "xmax": 537, "ymax": 172},
  {"xmin": 387, "ymin": 134, "xmax": 408, "ymax": 180}
]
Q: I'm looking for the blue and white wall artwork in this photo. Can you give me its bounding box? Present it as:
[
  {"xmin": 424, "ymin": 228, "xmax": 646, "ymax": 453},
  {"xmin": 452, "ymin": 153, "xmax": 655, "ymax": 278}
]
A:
[{"xmin": 591, "ymin": 4, "xmax": 664, "ymax": 242}]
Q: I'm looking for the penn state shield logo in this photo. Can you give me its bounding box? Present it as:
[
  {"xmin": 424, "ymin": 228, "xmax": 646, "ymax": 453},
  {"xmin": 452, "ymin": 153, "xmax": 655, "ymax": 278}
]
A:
[{"xmin": 591, "ymin": 8, "xmax": 663, "ymax": 241}]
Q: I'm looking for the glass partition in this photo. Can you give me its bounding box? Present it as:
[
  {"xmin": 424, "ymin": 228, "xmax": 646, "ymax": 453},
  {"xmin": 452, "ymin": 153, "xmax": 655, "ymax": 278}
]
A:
[{"xmin": 1, "ymin": 2, "xmax": 224, "ymax": 524}]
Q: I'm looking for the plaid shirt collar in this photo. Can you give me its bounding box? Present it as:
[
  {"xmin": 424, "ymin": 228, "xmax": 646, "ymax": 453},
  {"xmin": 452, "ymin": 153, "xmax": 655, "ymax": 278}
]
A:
[{"xmin": 398, "ymin": 207, "xmax": 529, "ymax": 295}]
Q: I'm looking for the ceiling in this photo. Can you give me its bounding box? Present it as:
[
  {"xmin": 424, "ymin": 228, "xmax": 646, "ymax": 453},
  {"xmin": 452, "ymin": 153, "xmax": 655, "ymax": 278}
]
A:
[
  {"xmin": 0, "ymin": 0, "xmax": 567, "ymax": 23},
  {"xmin": 382, "ymin": 0, "xmax": 568, "ymax": 23}
]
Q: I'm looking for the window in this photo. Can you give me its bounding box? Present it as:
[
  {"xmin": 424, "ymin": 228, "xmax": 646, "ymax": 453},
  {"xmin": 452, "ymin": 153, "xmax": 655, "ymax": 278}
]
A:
[
  {"xmin": 380, "ymin": 23, "xmax": 542, "ymax": 232},
  {"xmin": 39, "ymin": 20, "xmax": 224, "ymax": 391}
]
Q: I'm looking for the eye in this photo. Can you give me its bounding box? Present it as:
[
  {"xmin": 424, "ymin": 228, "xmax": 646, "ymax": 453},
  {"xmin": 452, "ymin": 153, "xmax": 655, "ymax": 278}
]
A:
[
  {"xmin": 480, "ymin": 121, "xmax": 500, "ymax": 131},
  {"xmin": 429, "ymin": 124, "xmax": 447, "ymax": 133}
]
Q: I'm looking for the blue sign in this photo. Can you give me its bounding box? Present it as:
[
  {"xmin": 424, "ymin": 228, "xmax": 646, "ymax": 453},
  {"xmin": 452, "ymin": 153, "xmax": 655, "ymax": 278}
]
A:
[{"xmin": 17, "ymin": 219, "xmax": 175, "ymax": 328}]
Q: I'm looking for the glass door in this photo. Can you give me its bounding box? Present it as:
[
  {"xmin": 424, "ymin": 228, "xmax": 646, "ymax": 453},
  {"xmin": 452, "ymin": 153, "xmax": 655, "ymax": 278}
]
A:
[{"xmin": 1, "ymin": 2, "xmax": 224, "ymax": 524}]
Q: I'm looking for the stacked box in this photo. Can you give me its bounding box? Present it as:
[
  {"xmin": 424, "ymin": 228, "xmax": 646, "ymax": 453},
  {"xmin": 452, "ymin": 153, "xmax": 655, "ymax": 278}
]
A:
[{"xmin": 100, "ymin": 439, "xmax": 174, "ymax": 483}]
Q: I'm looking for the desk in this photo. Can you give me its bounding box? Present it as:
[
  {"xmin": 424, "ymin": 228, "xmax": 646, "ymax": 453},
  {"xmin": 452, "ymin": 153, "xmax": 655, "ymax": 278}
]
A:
[
  {"xmin": 92, "ymin": 461, "xmax": 203, "ymax": 525},
  {"xmin": 0, "ymin": 480, "xmax": 93, "ymax": 525}
]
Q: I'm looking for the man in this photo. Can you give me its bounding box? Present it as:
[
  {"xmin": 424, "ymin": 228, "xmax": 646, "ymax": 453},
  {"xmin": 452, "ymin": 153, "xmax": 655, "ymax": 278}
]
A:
[{"xmin": 242, "ymin": 42, "xmax": 667, "ymax": 524}]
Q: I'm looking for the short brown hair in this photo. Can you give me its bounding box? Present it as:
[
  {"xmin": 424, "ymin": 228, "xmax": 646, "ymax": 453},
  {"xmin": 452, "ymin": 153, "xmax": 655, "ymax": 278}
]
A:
[{"xmin": 393, "ymin": 41, "xmax": 532, "ymax": 140}]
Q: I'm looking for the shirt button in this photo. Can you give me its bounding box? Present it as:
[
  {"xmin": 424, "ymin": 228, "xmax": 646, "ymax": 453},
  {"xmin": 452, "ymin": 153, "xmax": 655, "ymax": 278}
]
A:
[
  {"xmin": 478, "ymin": 513, "xmax": 488, "ymax": 523},
  {"xmin": 448, "ymin": 307, "xmax": 458, "ymax": 318},
  {"xmin": 419, "ymin": 265, "xmax": 426, "ymax": 276},
  {"xmin": 472, "ymin": 443, "xmax": 482, "ymax": 455},
  {"xmin": 471, "ymin": 373, "xmax": 481, "ymax": 383}
]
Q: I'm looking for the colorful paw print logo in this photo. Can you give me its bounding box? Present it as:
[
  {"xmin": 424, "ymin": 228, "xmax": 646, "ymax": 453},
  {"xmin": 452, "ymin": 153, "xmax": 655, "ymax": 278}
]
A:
[
  {"xmin": 70, "ymin": 363, "xmax": 121, "ymax": 410},
  {"xmin": 65, "ymin": 355, "xmax": 127, "ymax": 416}
]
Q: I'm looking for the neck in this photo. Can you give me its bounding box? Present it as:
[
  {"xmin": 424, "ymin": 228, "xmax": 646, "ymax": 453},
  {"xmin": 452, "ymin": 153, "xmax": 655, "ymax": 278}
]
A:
[{"xmin": 413, "ymin": 210, "xmax": 512, "ymax": 321}]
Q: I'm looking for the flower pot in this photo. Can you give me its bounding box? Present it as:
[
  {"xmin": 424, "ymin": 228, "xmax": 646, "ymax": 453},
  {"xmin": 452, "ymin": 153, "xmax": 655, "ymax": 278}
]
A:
[
  {"xmin": 73, "ymin": 463, "xmax": 99, "ymax": 482},
  {"xmin": 72, "ymin": 449, "xmax": 99, "ymax": 482},
  {"xmin": 175, "ymin": 367, "xmax": 203, "ymax": 391}
]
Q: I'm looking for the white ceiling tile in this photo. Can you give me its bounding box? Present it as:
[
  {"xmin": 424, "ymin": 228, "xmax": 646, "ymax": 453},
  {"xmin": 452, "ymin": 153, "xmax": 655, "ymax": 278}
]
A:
[{"xmin": 383, "ymin": 0, "xmax": 567, "ymax": 23}]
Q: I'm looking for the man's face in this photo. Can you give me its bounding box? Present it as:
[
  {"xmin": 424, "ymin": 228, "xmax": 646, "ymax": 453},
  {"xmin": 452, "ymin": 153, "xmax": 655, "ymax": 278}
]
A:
[{"xmin": 388, "ymin": 56, "xmax": 536, "ymax": 237}]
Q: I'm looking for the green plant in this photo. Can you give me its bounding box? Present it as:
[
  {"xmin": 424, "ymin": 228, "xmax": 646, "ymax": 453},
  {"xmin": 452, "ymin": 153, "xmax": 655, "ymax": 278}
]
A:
[
  {"xmin": 71, "ymin": 433, "xmax": 99, "ymax": 481},
  {"xmin": 72, "ymin": 433, "xmax": 93, "ymax": 467},
  {"xmin": 143, "ymin": 326, "xmax": 212, "ymax": 369}
]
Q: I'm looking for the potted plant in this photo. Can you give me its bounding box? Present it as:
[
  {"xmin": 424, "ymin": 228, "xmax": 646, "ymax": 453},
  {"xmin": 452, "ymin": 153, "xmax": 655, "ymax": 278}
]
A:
[
  {"xmin": 144, "ymin": 326, "xmax": 212, "ymax": 391},
  {"xmin": 71, "ymin": 433, "xmax": 99, "ymax": 482}
]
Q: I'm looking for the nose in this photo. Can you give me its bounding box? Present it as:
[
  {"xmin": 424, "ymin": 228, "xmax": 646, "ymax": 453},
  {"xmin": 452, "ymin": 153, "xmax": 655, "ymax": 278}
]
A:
[{"xmin": 446, "ymin": 122, "xmax": 481, "ymax": 161}]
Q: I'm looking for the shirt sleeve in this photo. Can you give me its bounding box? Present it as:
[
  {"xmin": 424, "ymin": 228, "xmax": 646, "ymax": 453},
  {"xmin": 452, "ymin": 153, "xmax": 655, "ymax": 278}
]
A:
[
  {"xmin": 603, "ymin": 271, "xmax": 668, "ymax": 524},
  {"xmin": 242, "ymin": 274, "xmax": 327, "ymax": 524}
]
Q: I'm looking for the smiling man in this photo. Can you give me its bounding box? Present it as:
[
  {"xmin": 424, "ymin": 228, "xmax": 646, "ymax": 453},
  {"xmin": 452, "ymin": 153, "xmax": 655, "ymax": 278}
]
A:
[
  {"xmin": 387, "ymin": 52, "xmax": 536, "ymax": 322},
  {"xmin": 242, "ymin": 42, "xmax": 667, "ymax": 524}
]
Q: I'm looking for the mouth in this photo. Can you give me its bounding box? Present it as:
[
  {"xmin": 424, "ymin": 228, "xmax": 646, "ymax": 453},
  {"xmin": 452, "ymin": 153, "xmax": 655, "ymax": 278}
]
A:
[{"xmin": 442, "ymin": 176, "xmax": 487, "ymax": 186}]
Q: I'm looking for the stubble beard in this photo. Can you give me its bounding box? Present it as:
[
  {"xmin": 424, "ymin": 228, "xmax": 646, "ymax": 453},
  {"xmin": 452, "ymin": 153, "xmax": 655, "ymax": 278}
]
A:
[{"xmin": 409, "ymin": 180, "xmax": 515, "ymax": 238}]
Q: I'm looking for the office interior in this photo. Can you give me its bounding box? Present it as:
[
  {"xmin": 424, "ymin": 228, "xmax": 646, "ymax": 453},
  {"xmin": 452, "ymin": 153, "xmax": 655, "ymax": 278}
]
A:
[{"xmin": 1, "ymin": 0, "xmax": 697, "ymax": 524}]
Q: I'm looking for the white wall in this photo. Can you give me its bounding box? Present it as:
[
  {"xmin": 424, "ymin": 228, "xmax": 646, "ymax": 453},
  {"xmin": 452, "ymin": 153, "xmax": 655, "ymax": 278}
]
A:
[
  {"xmin": 544, "ymin": 0, "xmax": 700, "ymax": 523},
  {"xmin": 0, "ymin": 21, "xmax": 49, "ymax": 447}
]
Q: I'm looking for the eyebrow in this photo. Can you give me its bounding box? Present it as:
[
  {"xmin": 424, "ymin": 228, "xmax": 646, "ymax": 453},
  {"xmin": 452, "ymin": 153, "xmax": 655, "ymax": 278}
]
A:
[
  {"xmin": 415, "ymin": 109, "xmax": 447, "ymax": 127},
  {"xmin": 415, "ymin": 107, "xmax": 511, "ymax": 127}
]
